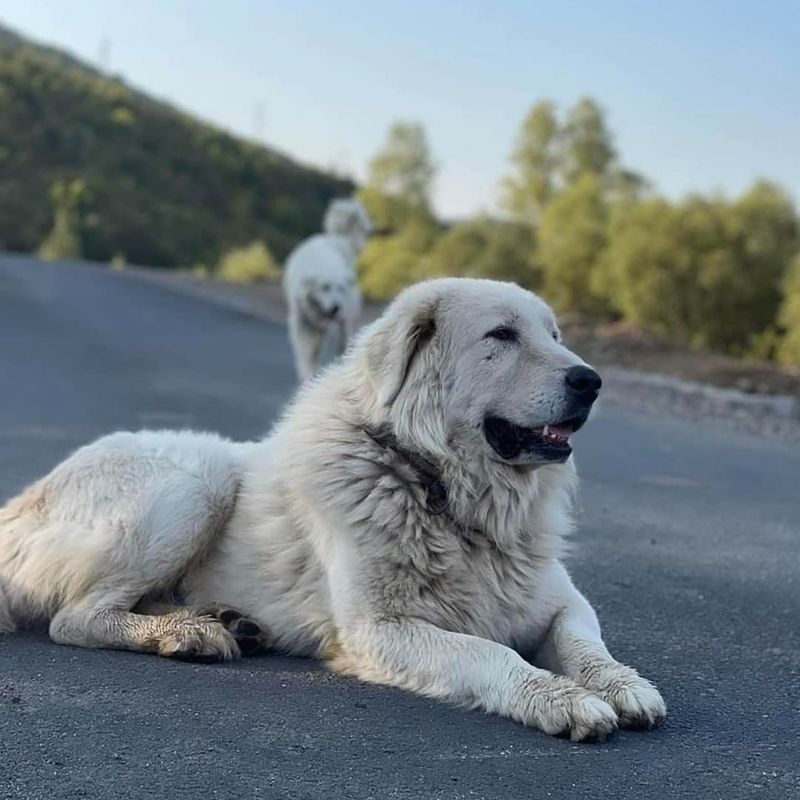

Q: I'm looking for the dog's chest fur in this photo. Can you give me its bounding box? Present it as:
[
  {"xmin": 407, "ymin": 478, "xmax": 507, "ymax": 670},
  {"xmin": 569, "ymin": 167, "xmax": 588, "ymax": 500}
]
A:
[{"xmin": 327, "ymin": 429, "xmax": 570, "ymax": 644}]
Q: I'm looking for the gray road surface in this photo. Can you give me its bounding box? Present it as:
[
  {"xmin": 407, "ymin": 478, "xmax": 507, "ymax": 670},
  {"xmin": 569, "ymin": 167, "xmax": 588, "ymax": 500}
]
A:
[{"xmin": 1, "ymin": 256, "xmax": 798, "ymax": 800}]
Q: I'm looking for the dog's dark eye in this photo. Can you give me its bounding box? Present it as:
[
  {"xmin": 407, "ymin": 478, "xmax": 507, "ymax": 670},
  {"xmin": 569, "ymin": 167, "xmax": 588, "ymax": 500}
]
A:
[
  {"xmin": 484, "ymin": 326, "xmax": 518, "ymax": 343},
  {"xmin": 552, "ymin": 330, "xmax": 560, "ymax": 342}
]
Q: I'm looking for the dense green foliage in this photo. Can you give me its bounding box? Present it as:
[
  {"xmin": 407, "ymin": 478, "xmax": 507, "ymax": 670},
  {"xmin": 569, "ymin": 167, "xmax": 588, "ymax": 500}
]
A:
[
  {"xmin": 538, "ymin": 174, "xmax": 611, "ymax": 316},
  {"xmin": 360, "ymin": 216, "xmax": 439, "ymax": 300},
  {"xmin": 0, "ymin": 25, "xmax": 351, "ymax": 267},
  {"xmin": 602, "ymin": 183, "xmax": 798, "ymax": 355},
  {"xmin": 426, "ymin": 217, "xmax": 537, "ymax": 286},
  {"xmin": 359, "ymin": 99, "xmax": 799, "ymax": 366}
]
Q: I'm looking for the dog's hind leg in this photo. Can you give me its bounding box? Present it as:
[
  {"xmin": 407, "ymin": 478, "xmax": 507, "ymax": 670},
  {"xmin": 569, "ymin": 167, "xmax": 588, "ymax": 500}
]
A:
[{"xmin": 49, "ymin": 592, "xmax": 239, "ymax": 660}]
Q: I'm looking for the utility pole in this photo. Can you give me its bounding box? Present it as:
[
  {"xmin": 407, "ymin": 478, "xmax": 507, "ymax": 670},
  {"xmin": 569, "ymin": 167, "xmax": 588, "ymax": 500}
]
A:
[
  {"xmin": 253, "ymin": 101, "xmax": 266, "ymax": 143},
  {"xmin": 98, "ymin": 37, "xmax": 111, "ymax": 72}
]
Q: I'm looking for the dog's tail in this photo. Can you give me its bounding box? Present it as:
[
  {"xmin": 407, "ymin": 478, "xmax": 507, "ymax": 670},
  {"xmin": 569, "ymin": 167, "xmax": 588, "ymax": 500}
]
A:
[{"xmin": 0, "ymin": 482, "xmax": 48, "ymax": 633}]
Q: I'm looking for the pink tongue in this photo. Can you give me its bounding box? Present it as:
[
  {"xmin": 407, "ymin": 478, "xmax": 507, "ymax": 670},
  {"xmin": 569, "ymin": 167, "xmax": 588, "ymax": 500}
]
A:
[{"xmin": 547, "ymin": 424, "xmax": 573, "ymax": 439}]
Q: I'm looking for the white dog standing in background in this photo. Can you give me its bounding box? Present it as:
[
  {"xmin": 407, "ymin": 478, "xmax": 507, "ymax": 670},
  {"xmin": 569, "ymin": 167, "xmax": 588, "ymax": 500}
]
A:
[
  {"xmin": 0, "ymin": 277, "xmax": 666, "ymax": 742},
  {"xmin": 283, "ymin": 198, "xmax": 372, "ymax": 382}
]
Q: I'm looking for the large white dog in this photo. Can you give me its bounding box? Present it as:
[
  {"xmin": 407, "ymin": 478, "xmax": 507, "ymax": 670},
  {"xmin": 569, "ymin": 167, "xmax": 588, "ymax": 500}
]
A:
[
  {"xmin": 283, "ymin": 198, "xmax": 372, "ymax": 382},
  {"xmin": 0, "ymin": 278, "xmax": 665, "ymax": 741}
]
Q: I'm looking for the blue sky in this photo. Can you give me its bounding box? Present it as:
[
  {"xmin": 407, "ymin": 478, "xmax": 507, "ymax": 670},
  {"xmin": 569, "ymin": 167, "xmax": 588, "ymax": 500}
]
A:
[{"xmin": 2, "ymin": 1, "xmax": 798, "ymax": 217}]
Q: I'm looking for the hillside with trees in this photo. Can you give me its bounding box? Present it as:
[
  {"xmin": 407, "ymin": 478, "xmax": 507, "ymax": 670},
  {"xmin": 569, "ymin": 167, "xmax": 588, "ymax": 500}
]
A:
[{"xmin": 0, "ymin": 24, "xmax": 352, "ymax": 267}]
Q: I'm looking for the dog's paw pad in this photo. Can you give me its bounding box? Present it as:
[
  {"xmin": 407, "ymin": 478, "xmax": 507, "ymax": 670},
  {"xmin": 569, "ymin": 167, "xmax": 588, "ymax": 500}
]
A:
[
  {"xmin": 215, "ymin": 609, "xmax": 271, "ymax": 656},
  {"xmin": 217, "ymin": 608, "xmax": 241, "ymax": 626},
  {"xmin": 237, "ymin": 636, "xmax": 263, "ymax": 655},
  {"xmin": 230, "ymin": 618, "xmax": 261, "ymax": 638}
]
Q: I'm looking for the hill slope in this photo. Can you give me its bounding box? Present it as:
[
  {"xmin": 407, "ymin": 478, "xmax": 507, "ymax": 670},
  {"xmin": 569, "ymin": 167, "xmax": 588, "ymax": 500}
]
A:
[{"xmin": 0, "ymin": 24, "xmax": 352, "ymax": 267}]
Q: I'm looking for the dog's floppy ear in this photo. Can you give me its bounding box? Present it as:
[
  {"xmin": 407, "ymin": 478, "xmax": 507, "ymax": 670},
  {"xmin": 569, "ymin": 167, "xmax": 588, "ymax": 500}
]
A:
[{"xmin": 365, "ymin": 283, "xmax": 440, "ymax": 406}]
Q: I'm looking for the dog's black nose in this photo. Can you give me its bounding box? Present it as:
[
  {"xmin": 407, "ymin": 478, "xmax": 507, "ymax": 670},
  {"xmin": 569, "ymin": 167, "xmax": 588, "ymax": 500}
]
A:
[
  {"xmin": 330, "ymin": 304, "xmax": 340, "ymax": 316},
  {"xmin": 565, "ymin": 365, "xmax": 602, "ymax": 398}
]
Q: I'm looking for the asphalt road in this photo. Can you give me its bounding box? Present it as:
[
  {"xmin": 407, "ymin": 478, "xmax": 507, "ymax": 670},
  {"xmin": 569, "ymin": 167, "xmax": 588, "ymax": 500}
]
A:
[{"xmin": 1, "ymin": 255, "xmax": 798, "ymax": 800}]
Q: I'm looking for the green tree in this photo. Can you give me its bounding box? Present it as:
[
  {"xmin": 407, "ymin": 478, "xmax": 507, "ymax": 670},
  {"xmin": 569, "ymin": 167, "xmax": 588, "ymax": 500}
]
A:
[
  {"xmin": 358, "ymin": 121, "xmax": 441, "ymax": 298},
  {"xmin": 559, "ymin": 97, "xmax": 617, "ymax": 184},
  {"xmin": 360, "ymin": 122, "xmax": 437, "ymax": 231},
  {"xmin": 537, "ymin": 173, "xmax": 611, "ymax": 315},
  {"xmin": 501, "ymin": 101, "xmax": 559, "ymax": 224},
  {"xmin": 38, "ymin": 179, "xmax": 86, "ymax": 261},
  {"xmin": 777, "ymin": 254, "xmax": 800, "ymax": 366},
  {"xmin": 605, "ymin": 167, "xmax": 650, "ymax": 206},
  {"xmin": 217, "ymin": 240, "xmax": 280, "ymax": 283},
  {"xmin": 503, "ymin": 97, "xmax": 643, "ymax": 232},
  {"xmin": 716, "ymin": 181, "xmax": 798, "ymax": 353},
  {"xmin": 365, "ymin": 122, "xmax": 436, "ymax": 211}
]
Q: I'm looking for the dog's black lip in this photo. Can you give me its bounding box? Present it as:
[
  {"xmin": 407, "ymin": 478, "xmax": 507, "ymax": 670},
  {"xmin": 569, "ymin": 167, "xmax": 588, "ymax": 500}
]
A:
[{"xmin": 483, "ymin": 414, "xmax": 588, "ymax": 462}]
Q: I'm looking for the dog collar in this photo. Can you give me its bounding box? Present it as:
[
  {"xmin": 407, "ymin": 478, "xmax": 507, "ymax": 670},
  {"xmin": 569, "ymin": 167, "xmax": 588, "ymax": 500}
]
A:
[{"xmin": 362, "ymin": 426, "xmax": 449, "ymax": 516}]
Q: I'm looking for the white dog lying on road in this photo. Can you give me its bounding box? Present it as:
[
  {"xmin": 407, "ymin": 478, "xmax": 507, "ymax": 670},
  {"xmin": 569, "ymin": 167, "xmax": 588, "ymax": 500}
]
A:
[
  {"xmin": 0, "ymin": 277, "xmax": 665, "ymax": 741},
  {"xmin": 283, "ymin": 198, "xmax": 372, "ymax": 382}
]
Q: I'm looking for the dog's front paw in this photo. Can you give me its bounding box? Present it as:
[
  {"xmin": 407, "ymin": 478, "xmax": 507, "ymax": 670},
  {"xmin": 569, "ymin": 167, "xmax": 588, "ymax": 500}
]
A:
[
  {"xmin": 584, "ymin": 664, "xmax": 666, "ymax": 729},
  {"xmin": 519, "ymin": 676, "xmax": 619, "ymax": 742}
]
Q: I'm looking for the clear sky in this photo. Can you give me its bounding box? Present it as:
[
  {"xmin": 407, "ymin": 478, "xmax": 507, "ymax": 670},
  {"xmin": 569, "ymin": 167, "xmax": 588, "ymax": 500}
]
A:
[{"xmin": 2, "ymin": 1, "xmax": 798, "ymax": 218}]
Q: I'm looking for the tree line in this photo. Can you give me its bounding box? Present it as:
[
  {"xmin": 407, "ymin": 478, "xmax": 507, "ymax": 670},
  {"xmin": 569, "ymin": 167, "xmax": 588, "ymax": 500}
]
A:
[{"xmin": 358, "ymin": 102, "xmax": 800, "ymax": 367}]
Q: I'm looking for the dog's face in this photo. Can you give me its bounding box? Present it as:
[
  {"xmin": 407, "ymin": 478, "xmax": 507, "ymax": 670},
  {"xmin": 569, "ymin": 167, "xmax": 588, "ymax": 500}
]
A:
[
  {"xmin": 303, "ymin": 276, "xmax": 355, "ymax": 322},
  {"xmin": 365, "ymin": 279, "xmax": 601, "ymax": 467}
]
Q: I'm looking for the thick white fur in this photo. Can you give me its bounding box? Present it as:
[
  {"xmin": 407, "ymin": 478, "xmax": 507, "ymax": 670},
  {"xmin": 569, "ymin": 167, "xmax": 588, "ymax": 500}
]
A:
[
  {"xmin": 0, "ymin": 278, "xmax": 665, "ymax": 740},
  {"xmin": 283, "ymin": 197, "xmax": 372, "ymax": 382}
]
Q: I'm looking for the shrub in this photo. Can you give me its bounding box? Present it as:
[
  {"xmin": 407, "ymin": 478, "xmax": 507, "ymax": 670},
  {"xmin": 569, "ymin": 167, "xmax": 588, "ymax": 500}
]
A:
[
  {"xmin": 217, "ymin": 241, "xmax": 280, "ymax": 283},
  {"xmin": 602, "ymin": 183, "xmax": 798, "ymax": 355},
  {"xmin": 777, "ymin": 254, "xmax": 800, "ymax": 366},
  {"xmin": 359, "ymin": 217, "xmax": 439, "ymax": 300},
  {"xmin": 37, "ymin": 179, "xmax": 85, "ymax": 261},
  {"xmin": 426, "ymin": 216, "xmax": 538, "ymax": 288}
]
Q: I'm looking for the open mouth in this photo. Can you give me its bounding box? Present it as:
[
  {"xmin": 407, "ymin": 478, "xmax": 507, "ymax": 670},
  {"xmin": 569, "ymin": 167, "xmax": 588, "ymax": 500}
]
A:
[{"xmin": 483, "ymin": 414, "xmax": 588, "ymax": 463}]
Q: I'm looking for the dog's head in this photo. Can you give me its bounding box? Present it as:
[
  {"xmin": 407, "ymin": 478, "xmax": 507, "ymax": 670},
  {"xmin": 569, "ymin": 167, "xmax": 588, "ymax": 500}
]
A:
[
  {"xmin": 302, "ymin": 274, "xmax": 356, "ymax": 323},
  {"xmin": 361, "ymin": 278, "xmax": 601, "ymax": 468},
  {"xmin": 323, "ymin": 198, "xmax": 374, "ymax": 255}
]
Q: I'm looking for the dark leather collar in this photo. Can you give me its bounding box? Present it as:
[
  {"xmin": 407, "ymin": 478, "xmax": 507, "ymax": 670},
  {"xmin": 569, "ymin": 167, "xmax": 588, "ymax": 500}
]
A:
[{"xmin": 363, "ymin": 426, "xmax": 449, "ymax": 516}]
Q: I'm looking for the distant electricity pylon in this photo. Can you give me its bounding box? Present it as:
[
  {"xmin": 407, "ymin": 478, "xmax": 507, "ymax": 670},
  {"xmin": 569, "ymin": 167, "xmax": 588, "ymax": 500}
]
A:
[
  {"xmin": 252, "ymin": 101, "xmax": 266, "ymax": 142},
  {"xmin": 330, "ymin": 150, "xmax": 354, "ymax": 179},
  {"xmin": 98, "ymin": 38, "xmax": 111, "ymax": 72}
]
